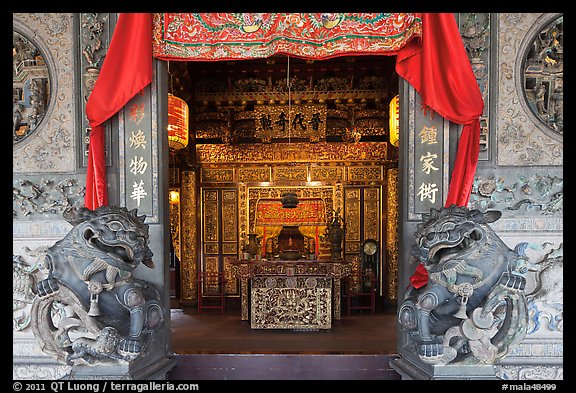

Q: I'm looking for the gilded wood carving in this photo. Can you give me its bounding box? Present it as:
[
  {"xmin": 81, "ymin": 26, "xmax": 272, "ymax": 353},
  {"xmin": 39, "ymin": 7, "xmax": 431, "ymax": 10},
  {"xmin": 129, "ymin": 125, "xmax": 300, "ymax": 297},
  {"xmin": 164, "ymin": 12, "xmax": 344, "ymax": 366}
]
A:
[{"xmin": 250, "ymin": 276, "xmax": 332, "ymax": 329}]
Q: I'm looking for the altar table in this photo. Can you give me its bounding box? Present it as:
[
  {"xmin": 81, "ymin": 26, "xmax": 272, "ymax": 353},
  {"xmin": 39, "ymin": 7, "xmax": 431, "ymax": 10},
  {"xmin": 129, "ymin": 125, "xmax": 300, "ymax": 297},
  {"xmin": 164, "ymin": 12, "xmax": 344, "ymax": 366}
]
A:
[{"xmin": 230, "ymin": 259, "xmax": 351, "ymax": 330}]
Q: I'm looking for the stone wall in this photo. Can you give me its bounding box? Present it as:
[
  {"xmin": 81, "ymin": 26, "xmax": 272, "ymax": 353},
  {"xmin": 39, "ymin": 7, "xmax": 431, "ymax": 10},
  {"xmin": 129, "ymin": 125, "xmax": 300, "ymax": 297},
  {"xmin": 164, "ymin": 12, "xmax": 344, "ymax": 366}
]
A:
[{"xmin": 13, "ymin": 13, "xmax": 78, "ymax": 380}]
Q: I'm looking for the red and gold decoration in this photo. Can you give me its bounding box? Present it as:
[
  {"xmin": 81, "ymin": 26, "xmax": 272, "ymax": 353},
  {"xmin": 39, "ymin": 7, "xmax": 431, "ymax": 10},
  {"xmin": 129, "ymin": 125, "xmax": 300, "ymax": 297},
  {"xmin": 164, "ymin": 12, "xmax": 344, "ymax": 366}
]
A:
[
  {"xmin": 153, "ymin": 13, "xmax": 422, "ymax": 61},
  {"xmin": 256, "ymin": 198, "xmax": 325, "ymax": 227},
  {"xmin": 85, "ymin": 13, "xmax": 153, "ymax": 209},
  {"xmin": 83, "ymin": 13, "xmax": 485, "ymax": 303},
  {"xmin": 88, "ymin": 13, "xmax": 482, "ymax": 213},
  {"xmin": 255, "ymin": 198, "xmax": 326, "ymax": 257},
  {"xmin": 167, "ymin": 93, "xmax": 189, "ymax": 151},
  {"xmin": 389, "ymin": 94, "xmax": 399, "ymax": 147}
]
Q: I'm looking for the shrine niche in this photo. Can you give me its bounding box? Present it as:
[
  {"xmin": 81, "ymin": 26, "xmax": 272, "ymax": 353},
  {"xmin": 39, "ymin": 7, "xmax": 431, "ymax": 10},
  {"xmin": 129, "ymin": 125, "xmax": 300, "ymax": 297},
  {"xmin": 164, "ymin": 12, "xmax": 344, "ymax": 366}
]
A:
[
  {"xmin": 177, "ymin": 138, "xmax": 399, "ymax": 304},
  {"xmin": 248, "ymin": 186, "xmax": 336, "ymax": 260}
]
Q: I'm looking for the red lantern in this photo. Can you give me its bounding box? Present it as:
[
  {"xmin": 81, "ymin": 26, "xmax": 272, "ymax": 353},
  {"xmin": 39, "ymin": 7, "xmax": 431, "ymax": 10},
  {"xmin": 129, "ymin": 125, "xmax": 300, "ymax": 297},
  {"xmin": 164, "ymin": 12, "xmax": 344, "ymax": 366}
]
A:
[{"xmin": 167, "ymin": 93, "xmax": 189, "ymax": 150}]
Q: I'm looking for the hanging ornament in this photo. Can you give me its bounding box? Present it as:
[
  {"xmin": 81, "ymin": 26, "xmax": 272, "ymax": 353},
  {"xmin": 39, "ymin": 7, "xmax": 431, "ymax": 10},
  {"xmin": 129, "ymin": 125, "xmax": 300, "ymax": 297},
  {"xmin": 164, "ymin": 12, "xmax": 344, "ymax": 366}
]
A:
[
  {"xmin": 167, "ymin": 61, "xmax": 189, "ymax": 151},
  {"xmin": 389, "ymin": 94, "xmax": 399, "ymax": 147},
  {"xmin": 167, "ymin": 93, "xmax": 189, "ymax": 151}
]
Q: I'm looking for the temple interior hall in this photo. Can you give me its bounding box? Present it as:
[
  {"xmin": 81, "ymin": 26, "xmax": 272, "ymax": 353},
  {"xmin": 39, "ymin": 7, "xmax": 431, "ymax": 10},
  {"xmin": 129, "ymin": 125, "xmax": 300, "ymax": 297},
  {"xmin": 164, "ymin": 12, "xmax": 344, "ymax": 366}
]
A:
[
  {"xmin": 13, "ymin": 13, "xmax": 563, "ymax": 382},
  {"xmin": 163, "ymin": 53, "xmax": 403, "ymax": 379},
  {"xmin": 167, "ymin": 54, "xmax": 400, "ymax": 321}
]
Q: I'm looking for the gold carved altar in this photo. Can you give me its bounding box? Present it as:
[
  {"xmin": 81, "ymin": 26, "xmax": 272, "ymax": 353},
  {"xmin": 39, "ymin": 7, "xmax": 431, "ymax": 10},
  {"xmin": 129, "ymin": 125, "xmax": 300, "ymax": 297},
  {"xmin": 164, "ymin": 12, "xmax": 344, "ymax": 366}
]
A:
[{"xmin": 231, "ymin": 259, "xmax": 351, "ymax": 329}]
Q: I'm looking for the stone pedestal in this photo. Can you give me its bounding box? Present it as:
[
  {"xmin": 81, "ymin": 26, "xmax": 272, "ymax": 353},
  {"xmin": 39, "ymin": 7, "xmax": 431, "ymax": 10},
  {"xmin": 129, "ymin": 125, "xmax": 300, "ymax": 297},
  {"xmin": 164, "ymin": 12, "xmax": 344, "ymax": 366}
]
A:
[
  {"xmin": 63, "ymin": 352, "xmax": 176, "ymax": 380},
  {"xmin": 390, "ymin": 355, "xmax": 499, "ymax": 380}
]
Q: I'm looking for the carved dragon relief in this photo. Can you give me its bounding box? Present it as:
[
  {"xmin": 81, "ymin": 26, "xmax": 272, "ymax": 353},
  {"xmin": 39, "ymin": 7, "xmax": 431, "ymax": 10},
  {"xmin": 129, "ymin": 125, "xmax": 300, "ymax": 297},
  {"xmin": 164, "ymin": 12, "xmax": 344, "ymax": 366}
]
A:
[{"xmin": 30, "ymin": 206, "xmax": 164, "ymax": 366}]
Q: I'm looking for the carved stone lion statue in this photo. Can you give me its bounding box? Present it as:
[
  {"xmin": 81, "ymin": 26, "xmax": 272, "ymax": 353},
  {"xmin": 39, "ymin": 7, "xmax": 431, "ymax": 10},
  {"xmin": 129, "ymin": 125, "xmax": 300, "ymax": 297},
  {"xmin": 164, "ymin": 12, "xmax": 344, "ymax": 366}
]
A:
[
  {"xmin": 398, "ymin": 205, "xmax": 528, "ymax": 365},
  {"xmin": 30, "ymin": 206, "xmax": 164, "ymax": 366}
]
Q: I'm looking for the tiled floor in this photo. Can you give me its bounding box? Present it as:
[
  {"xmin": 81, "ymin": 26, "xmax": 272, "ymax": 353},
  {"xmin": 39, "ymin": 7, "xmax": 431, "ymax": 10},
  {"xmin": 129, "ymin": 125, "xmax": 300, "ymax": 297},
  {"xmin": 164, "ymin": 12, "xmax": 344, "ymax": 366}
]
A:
[{"xmin": 169, "ymin": 307, "xmax": 398, "ymax": 355}]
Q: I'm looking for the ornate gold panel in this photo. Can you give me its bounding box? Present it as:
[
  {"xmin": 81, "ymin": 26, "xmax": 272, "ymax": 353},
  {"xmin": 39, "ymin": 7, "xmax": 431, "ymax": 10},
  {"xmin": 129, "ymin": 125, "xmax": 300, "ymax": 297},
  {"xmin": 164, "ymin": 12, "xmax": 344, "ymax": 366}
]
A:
[
  {"xmin": 204, "ymin": 256, "xmax": 219, "ymax": 273},
  {"xmin": 344, "ymin": 188, "xmax": 361, "ymax": 256},
  {"xmin": 273, "ymin": 166, "xmax": 308, "ymax": 182},
  {"xmin": 204, "ymin": 243, "xmax": 218, "ymax": 254},
  {"xmin": 222, "ymin": 191, "xmax": 237, "ymax": 242},
  {"xmin": 196, "ymin": 141, "xmax": 389, "ymax": 164},
  {"xmin": 348, "ymin": 166, "xmax": 383, "ymax": 181},
  {"xmin": 181, "ymin": 171, "xmax": 198, "ymax": 300},
  {"xmin": 223, "ymin": 256, "xmax": 239, "ymax": 295},
  {"xmin": 386, "ymin": 168, "xmax": 399, "ymax": 300},
  {"xmin": 222, "ymin": 243, "xmax": 237, "ymax": 255},
  {"xmin": 202, "ymin": 195, "xmax": 219, "ymax": 242},
  {"xmin": 250, "ymin": 276, "xmax": 332, "ymax": 329},
  {"xmin": 203, "ymin": 256, "xmax": 220, "ymax": 294},
  {"xmin": 222, "ymin": 189, "xmax": 236, "ymax": 201},
  {"xmin": 204, "ymin": 190, "xmax": 218, "ymax": 201},
  {"xmin": 364, "ymin": 187, "xmax": 380, "ymax": 241},
  {"xmin": 254, "ymin": 103, "xmax": 327, "ymax": 142},
  {"xmin": 309, "ymin": 166, "xmax": 344, "ymax": 182},
  {"xmin": 201, "ymin": 168, "xmax": 234, "ymax": 183},
  {"xmin": 364, "ymin": 187, "xmax": 379, "ymax": 200},
  {"xmin": 238, "ymin": 167, "xmax": 271, "ymax": 182}
]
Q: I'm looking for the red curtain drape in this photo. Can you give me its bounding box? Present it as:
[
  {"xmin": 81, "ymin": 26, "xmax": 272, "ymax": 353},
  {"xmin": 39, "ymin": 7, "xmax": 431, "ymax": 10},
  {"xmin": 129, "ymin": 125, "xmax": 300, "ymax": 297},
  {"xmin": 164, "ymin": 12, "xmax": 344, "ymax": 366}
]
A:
[
  {"xmin": 396, "ymin": 13, "xmax": 484, "ymax": 208},
  {"xmin": 83, "ymin": 13, "xmax": 483, "ymax": 289},
  {"xmin": 396, "ymin": 13, "xmax": 484, "ymax": 288},
  {"xmin": 84, "ymin": 13, "xmax": 153, "ymax": 209},
  {"xmin": 153, "ymin": 13, "xmax": 422, "ymax": 61}
]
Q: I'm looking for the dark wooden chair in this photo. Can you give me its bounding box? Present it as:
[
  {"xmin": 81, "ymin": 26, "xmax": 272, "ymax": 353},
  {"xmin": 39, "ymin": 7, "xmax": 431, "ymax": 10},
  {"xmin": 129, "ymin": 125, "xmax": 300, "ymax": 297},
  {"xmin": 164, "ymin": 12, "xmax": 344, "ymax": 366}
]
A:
[
  {"xmin": 197, "ymin": 272, "xmax": 227, "ymax": 313},
  {"xmin": 343, "ymin": 271, "xmax": 376, "ymax": 315}
]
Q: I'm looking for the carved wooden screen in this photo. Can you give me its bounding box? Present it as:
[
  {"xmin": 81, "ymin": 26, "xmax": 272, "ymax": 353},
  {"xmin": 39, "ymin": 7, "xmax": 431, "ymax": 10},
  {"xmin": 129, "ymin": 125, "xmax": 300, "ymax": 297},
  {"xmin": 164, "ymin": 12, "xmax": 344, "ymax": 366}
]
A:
[
  {"xmin": 344, "ymin": 185, "xmax": 382, "ymax": 294},
  {"xmin": 201, "ymin": 188, "xmax": 239, "ymax": 295}
]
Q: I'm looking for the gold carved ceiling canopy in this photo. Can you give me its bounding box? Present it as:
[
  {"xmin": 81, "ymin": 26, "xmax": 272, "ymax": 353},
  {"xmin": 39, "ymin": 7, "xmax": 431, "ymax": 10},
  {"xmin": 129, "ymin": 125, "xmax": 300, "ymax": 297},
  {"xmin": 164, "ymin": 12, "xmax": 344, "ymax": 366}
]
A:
[{"xmin": 171, "ymin": 54, "xmax": 398, "ymax": 147}]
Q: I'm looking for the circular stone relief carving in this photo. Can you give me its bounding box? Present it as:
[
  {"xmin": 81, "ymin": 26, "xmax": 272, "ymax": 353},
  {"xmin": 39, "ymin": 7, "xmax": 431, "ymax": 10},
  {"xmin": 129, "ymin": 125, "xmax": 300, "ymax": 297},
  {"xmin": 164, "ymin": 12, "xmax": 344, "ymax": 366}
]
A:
[
  {"xmin": 305, "ymin": 277, "xmax": 317, "ymax": 288},
  {"xmin": 264, "ymin": 277, "xmax": 277, "ymax": 288},
  {"xmin": 521, "ymin": 15, "xmax": 563, "ymax": 137},
  {"xmin": 285, "ymin": 277, "xmax": 297, "ymax": 288},
  {"xmin": 13, "ymin": 30, "xmax": 51, "ymax": 145}
]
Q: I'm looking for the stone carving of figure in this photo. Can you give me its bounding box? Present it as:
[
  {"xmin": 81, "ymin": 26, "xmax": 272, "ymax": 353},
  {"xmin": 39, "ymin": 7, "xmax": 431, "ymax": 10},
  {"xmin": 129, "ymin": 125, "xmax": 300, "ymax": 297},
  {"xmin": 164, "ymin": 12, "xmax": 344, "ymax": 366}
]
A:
[
  {"xmin": 535, "ymin": 83, "xmax": 547, "ymax": 115},
  {"xmin": 13, "ymin": 98, "xmax": 23, "ymax": 134},
  {"xmin": 550, "ymin": 86, "xmax": 563, "ymax": 132},
  {"xmin": 398, "ymin": 206, "xmax": 528, "ymax": 366},
  {"xmin": 31, "ymin": 206, "xmax": 164, "ymax": 366}
]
